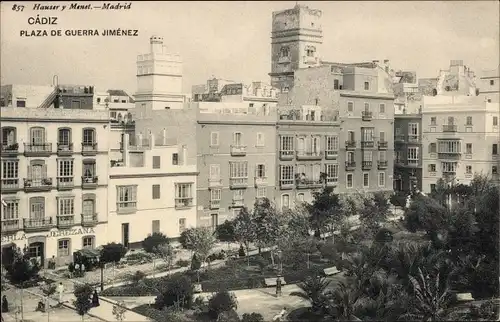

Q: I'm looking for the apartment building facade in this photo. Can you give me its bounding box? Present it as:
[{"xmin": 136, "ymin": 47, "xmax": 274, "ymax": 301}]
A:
[
  {"xmin": 1, "ymin": 106, "xmax": 109, "ymax": 267},
  {"xmin": 107, "ymin": 133, "xmax": 197, "ymax": 246},
  {"xmin": 421, "ymin": 95, "xmax": 500, "ymax": 193}
]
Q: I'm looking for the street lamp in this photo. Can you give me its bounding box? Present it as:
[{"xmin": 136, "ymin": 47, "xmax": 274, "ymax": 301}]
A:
[
  {"xmin": 99, "ymin": 260, "xmax": 105, "ymax": 292},
  {"xmin": 276, "ymin": 250, "xmax": 283, "ymax": 297}
]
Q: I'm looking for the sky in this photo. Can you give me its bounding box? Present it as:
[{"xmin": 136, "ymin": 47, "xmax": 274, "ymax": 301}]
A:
[{"xmin": 1, "ymin": 1, "xmax": 499, "ymax": 95}]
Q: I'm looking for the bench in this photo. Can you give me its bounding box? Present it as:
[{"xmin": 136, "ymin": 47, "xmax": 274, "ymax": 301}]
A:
[
  {"xmin": 324, "ymin": 266, "xmax": 340, "ymax": 276},
  {"xmin": 264, "ymin": 278, "xmax": 287, "ymax": 287}
]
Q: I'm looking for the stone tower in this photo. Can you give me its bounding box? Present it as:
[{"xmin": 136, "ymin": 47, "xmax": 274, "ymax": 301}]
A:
[{"xmin": 269, "ymin": 4, "xmax": 323, "ymax": 92}]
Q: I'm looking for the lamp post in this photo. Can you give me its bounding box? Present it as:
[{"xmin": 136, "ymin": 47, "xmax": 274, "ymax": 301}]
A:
[
  {"xmin": 99, "ymin": 261, "xmax": 104, "ymax": 292},
  {"xmin": 276, "ymin": 250, "xmax": 283, "ymax": 297}
]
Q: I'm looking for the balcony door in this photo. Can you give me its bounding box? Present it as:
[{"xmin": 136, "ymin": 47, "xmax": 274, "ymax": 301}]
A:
[
  {"xmin": 312, "ymin": 137, "xmax": 319, "ymax": 154},
  {"xmin": 82, "ymin": 199, "xmax": 95, "ymax": 220},
  {"xmin": 30, "ymin": 127, "xmax": 45, "ymax": 145},
  {"xmin": 30, "ymin": 197, "xmax": 45, "ymax": 221},
  {"xmin": 233, "ymin": 133, "xmax": 242, "ymax": 146},
  {"xmin": 297, "ymin": 138, "xmax": 305, "ymax": 153}
]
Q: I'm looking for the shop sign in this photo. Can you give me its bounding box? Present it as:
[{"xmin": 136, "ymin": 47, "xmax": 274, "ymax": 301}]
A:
[{"xmin": 1, "ymin": 227, "xmax": 95, "ymax": 244}]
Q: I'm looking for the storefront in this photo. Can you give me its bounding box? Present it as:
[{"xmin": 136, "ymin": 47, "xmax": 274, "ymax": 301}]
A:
[{"xmin": 1, "ymin": 224, "xmax": 106, "ymax": 268}]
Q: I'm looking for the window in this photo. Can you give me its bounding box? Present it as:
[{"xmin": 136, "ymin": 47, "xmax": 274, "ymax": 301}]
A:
[
  {"xmin": 326, "ymin": 136, "xmax": 339, "ymax": 151},
  {"xmin": 442, "ymin": 162, "xmax": 457, "ymax": 173},
  {"xmin": 152, "ymin": 220, "xmax": 160, "ymax": 233},
  {"xmin": 364, "ymin": 82, "xmax": 370, "ymax": 90},
  {"xmin": 281, "ymin": 194, "xmax": 290, "ymax": 209},
  {"xmin": 334, "ymin": 79, "xmax": 339, "ymax": 90},
  {"xmin": 297, "ymin": 193, "xmax": 304, "ymax": 202},
  {"xmin": 29, "ymin": 197, "xmax": 45, "ymax": 220},
  {"xmin": 82, "ymin": 159, "xmax": 96, "ymax": 179},
  {"xmin": 210, "ymin": 189, "xmax": 221, "ymax": 201},
  {"xmin": 346, "ymin": 174, "xmax": 353, "ymax": 188},
  {"xmin": 466, "ymin": 116, "xmax": 473, "ymax": 125},
  {"xmin": 71, "ymin": 100, "xmax": 81, "ymax": 109},
  {"xmin": 152, "ymin": 184, "xmax": 160, "ymax": 199},
  {"xmin": 233, "ymin": 132, "xmax": 243, "ymax": 146},
  {"xmin": 2, "ymin": 200, "xmax": 19, "ymax": 221},
  {"xmin": 361, "ymin": 128, "xmax": 374, "ymax": 142},
  {"xmin": 30, "ymin": 127, "xmax": 46, "ymax": 145},
  {"xmin": 378, "ymin": 172, "xmax": 385, "ymax": 187},
  {"xmin": 280, "ymin": 136, "xmax": 294, "ymax": 151},
  {"xmin": 347, "ymin": 151, "xmax": 355, "ymax": 162},
  {"xmin": 211, "ymin": 214, "xmax": 218, "ymax": 229},
  {"xmin": 230, "ymin": 161, "xmax": 248, "ymax": 178},
  {"xmin": 491, "ymin": 80, "xmax": 495, "ymax": 86},
  {"xmin": 280, "ymin": 165, "xmax": 294, "ymax": 184},
  {"xmin": 58, "ymin": 239, "xmax": 70, "ymax": 257},
  {"xmin": 379, "ymin": 131, "xmax": 386, "ymax": 142},
  {"xmin": 466, "ymin": 143, "xmax": 472, "ymax": 154},
  {"xmin": 82, "ymin": 128, "xmax": 96, "ymax": 145},
  {"xmin": 2, "ymin": 160, "xmax": 19, "ymax": 186},
  {"xmin": 82, "ymin": 194, "xmax": 95, "ymax": 220},
  {"xmin": 209, "ymin": 164, "xmax": 221, "ymax": 180},
  {"xmin": 408, "ymin": 123, "xmax": 419, "ymax": 137},
  {"xmin": 429, "ymin": 164, "xmax": 436, "ymax": 172},
  {"xmin": 493, "ymin": 166, "xmax": 498, "ymax": 175},
  {"xmin": 347, "ymin": 130, "xmax": 355, "ymax": 142},
  {"xmin": 175, "ymin": 183, "xmax": 193, "ymax": 204},
  {"xmin": 233, "ymin": 190, "xmax": 244, "ymax": 201},
  {"xmin": 347, "ymin": 102, "xmax": 354, "ymax": 112},
  {"xmin": 97, "ymin": 98, "xmax": 101, "ymax": 103},
  {"xmin": 407, "ymin": 147, "xmax": 419, "ymax": 165},
  {"xmin": 364, "ymin": 103, "xmax": 370, "ymax": 112},
  {"xmin": 493, "ymin": 144, "xmax": 498, "ymax": 155},
  {"xmin": 448, "ymin": 116, "xmax": 455, "ymax": 125},
  {"xmin": 379, "ymin": 103, "xmax": 385, "ymax": 113},
  {"xmin": 172, "ymin": 153, "xmax": 178, "ymax": 165},
  {"xmin": 363, "ymin": 173, "xmax": 369, "ymax": 188},
  {"xmin": 179, "ymin": 218, "xmax": 186, "ymax": 233},
  {"xmin": 152, "ymin": 156, "xmax": 161, "ymax": 169},
  {"xmin": 430, "ymin": 184, "xmax": 436, "ymax": 192},
  {"xmin": 256, "ymin": 187, "xmax": 267, "ymax": 198},
  {"xmin": 58, "ymin": 197, "xmax": 74, "ymax": 216},
  {"xmin": 82, "ymin": 236, "xmax": 94, "ymax": 249},
  {"xmin": 325, "ymin": 164, "xmax": 338, "ymax": 180},
  {"xmin": 117, "ymin": 186, "xmax": 137, "ymax": 211},
  {"xmin": 255, "ymin": 164, "xmax": 266, "ymax": 178},
  {"xmin": 363, "ymin": 151, "xmax": 373, "ymax": 162},
  {"xmin": 466, "ymin": 165, "xmax": 472, "ymax": 174},
  {"xmin": 1, "ymin": 127, "xmax": 16, "ymax": 146},
  {"xmin": 438, "ymin": 140, "xmax": 461, "ymax": 153},
  {"xmin": 58, "ymin": 159, "xmax": 74, "ymax": 184},
  {"xmin": 58, "ymin": 128, "xmax": 71, "ymax": 147},
  {"xmin": 379, "ymin": 151, "xmax": 386, "ymax": 161},
  {"xmin": 430, "ymin": 117, "xmax": 437, "ymax": 126},
  {"xmin": 494, "ymin": 116, "xmax": 498, "ymax": 126},
  {"xmin": 429, "ymin": 143, "xmax": 437, "ymax": 153},
  {"xmin": 256, "ymin": 133, "xmax": 264, "ymax": 146},
  {"xmin": 16, "ymin": 100, "xmax": 26, "ymax": 107}
]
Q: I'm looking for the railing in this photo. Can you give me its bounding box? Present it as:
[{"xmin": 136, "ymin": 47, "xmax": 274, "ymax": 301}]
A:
[
  {"xmin": 296, "ymin": 151, "xmax": 323, "ymax": 160},
  {"xmin": 57, "ymin": 177, "xmax": 74, "ymax": 190},
  {"xmin": 1, "ymin": 219, "xmax": 22, "ymax": 234},
  {"xmin": 407, "ymin": 135, "xmax": 420, "ymax": 143},
  {"xmin": 254, "ymin": 177, "xmax": 267, "ymax": 186},
  {"xmin": 175, "ymin": 197, "xmax": 193, "ymax": 209},
  {"xmin": 279, "ymin": 150, "xmax": 295, "ymax": 160},
  {"xmin": 57, "ymin": 143, "xmax": 74, "ymax": 155},
  {"xmin": 23, "ymin": 143, "xmax": 52, "ymax": 156},
  {"xmin": 378, "ymin": 161, "xmax": 388, "ymax": 169},
  {"xmin": 23, "ymin": 217, "xmax": 54, "ymax": 232},
  {"xmin": 325, "ymin": 150, "xmax": 338, "ymax": 159},
  {"xmin": 81, "ymin": 213, "xmax": 98, "ymax": 227},
  {"xmin": 362, "ymin": 111, "xmax": 373, "ymax": 121},
  {"xmin": 57, "ymin": 215, "xmax": 75, "ymax": 229},
  {"xmin": 229, "ymin": 178, "xmax": 248, "ymax": 189},
  {"xmin": 362, "ymin": 161, "xmax": 373, "ymax": 170},
  {"xmin": 81, "ymin": 142, "xmax": 98, "ymax": 155},
  {"xmin": 361, "ymin": 141, "xmax": 374, "ymax": 149},
  {"xmin": 210, "ymin": 200, "xmax": 220, "ymax": 209},
  {"xmin": 230, "ymin": 145, "xmax": 247, "ymax": 156},
  {"xmin": 326, "ymin": 177, "xmax": 338, "ymax": 186},
  {"xmin": 208, "ymin": 178, "xmax": 222, "ymax": 188},
  {"xmin": 345, "ymin": 161, "xmax": 356, "ymax": 170},
  {"xmin": 1, "ymin": 143, "xmax": 19, "ymax": 155},
  {"xmin": 1, "ymin": 178, "xmax": 20, "ymax": 191},
  {"xmin": 81, "ymin": 176, "xmax": 98, "ymax": 189},
  {"xmin": 280, "ymin": 179, "xmax": 294, "ymax": 189},
  {"xmin": 345, "ymin": 141, "xmax": 356, "ymax": 150},
  {"xmin": 407, "ymin": 160, "xmax": 419, "ymax": 167},
  {"xmin": 395, "ymin": 135, "xmax": 405, "ymax": 142},
  {"xmin": 442, "ymin": 125, "xmax": 458, "ymax": 132},
  {"xmin": 278, "ymin": 56, "xmax": 291, "ymax": 64},
  {"xmin": 232, "ymin": 197, "xmax": 245, "ymax": 207},
  {"xmin": 24, "ymin": 178, "xmax": 53, "ymax": 191},
  {"xmin": 378, "ymin": 141, "xmax": 388, "ymax": 149},
  {"xmin": 296, "ymin": 178, "xmax": 323, "ymax": 189}
]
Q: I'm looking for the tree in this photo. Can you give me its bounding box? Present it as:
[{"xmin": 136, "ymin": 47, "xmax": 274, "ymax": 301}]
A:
[
  {"xmin": 305, "ymin": 187, "xmax": 343, "ymax": 238},
  {"xmin": 252, "ymin": 198, "xmax": 281, "ymax": 254},
  {"xmin": 216, "ymin": 220, "xmax": 237, "ymax": 251},
  {"xmin": 403, "ymin": 194, "xmax": 448, "ymax": 234},
  {"xmin": 112, "ymin": 301, "xmax": 127, "ymax": 322},
  {"xmin": 185, "ymin": 227, "xmax": 217, "ymax": 269},
  {"xmin": 233, "ymin": 207, "xmax": 257, "ymax": 266},
  {"xmin": 73, "ymin": 283, "xmax": 94, "ymax": 322},
  {"xmin": 7, "ymin": 247, "xmax": 40, "ymax": 286},
  {"xmin": 154, "ymin": 243, "xmax": 174, "ymax": 272},
  {"xmin": 241, "ymin": 313, "xmax": 264, "ymax": 322},
  {"xmin": 128, "ymin": 270, "xmax": 146, "ymax": 286},
  {"xmin": 179, "ymin": 228, "xmax": 197, "ymax": 252},
  {"xmin": 155, "ymin": 275, "xmax": 194, "ymax": 310},
  {"xmin": 359, "ymin": 192, "xmax": 391, "ymax": 237},
  {"xmin": 290, "ymin": 275, "xmax": 331, "ymax": 314},
  {"xmin": 208, "ymin": 290, "xmax": 238, "ymax": 320},
  {"xmin": 100, "ymin": 243, "xmax": 127, "ymax": 264},
  {"xmin": 429, "ymin": 178, "xmax": 449, "ymax": 207},
  {"xmin": 142, "ymin": 232, "xmax": 170, "ymax": 254}
]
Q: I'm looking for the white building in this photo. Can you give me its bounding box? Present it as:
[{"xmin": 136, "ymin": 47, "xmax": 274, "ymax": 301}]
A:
[{"xmin": 107, "ymin": 133, "xmax": 198, "ymax": 247}]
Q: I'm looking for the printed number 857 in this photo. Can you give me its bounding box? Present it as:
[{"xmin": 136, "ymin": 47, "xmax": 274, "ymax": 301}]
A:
[{"xmin": 12, "ymin": 4, "xmax": 25, "ymax": 12}]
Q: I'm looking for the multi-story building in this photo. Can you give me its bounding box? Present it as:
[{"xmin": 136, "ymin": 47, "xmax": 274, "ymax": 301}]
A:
[
  {"xmin": 478, "ymin": 65, "xmax": 499, "ymax": 101},
  {"xmin": 107, "ymin": 133, "xmax": 197, "ymax": 246},
  {"xmin": 421, "ymin": 94, "xmax": 500, "ymax": 193},
  {"xmin": 1, "ymin": 105, "xmax": 109, "ymax": 267}
]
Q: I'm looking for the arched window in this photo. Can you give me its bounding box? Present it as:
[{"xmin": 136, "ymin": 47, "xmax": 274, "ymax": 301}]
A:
[
  {"xmin": 305, "ymin": 46, "xmax": 316, "ymax": 57},
  {"xmin": 29, "ymin": 127, "xmax": 46, "ymax": 145},
  {"xmin": 281, "ymin": 194, "xmax": 290, "ymax": 210},
  {"xmin": 82, "ymin": 128, "xmax": 96, "ymax": 146},
  {"xmin": 117, "ymin": 113, "xmax": 123, "ymax": 123},
  {"xmin": 58, "ymin": 128, "xmax": 71, "ymax": 147},
  {"xmin": 280, "ymin": 46, "xmax": 290, "ymax": 58},
  {"xmin": 448, "ymin": 117, "xmax": 455, "ymax": 125},
  {"xmin": 82, "ymin": 236, "xmax": 95, "ymax": 249},
  {"xmin": 29, "ymin": 196, "xmax": 45, "ymax": 221},
  {"xmin": 127, "ymin": 112, "xmax": 133, "ymax": 121},
  {"xmin": 28, "ymin": 160, "xmax": 47, "ymax": 186},
  {"xmin": 1, "ymin": 127, "xmax": 16, "ymax": 147},
  {"xmin": 429, "ymin": 143, "xmax": 437, "ymax": 153},
  {"xmin": 82, "ymin": 194, "xmax": 96, "ymax": 222}
]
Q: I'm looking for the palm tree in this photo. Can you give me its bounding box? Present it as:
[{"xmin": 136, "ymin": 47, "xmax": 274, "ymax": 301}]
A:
[
  {"xmin": 326, "ymin": 282, "xmax": 363, "ymax": 321},
  {"xmin": 290, "ymin": 275, "xmax": 331, "ymax": 313}
]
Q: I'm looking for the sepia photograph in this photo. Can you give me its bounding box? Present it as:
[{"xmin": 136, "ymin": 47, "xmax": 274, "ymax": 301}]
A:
[{"xmin": 0, "ymin": 1, "xmax": 499, "ymax": 321}]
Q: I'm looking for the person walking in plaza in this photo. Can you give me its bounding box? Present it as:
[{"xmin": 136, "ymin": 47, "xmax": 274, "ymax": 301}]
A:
[
  {"xmin": 1, "ymin": 295, "xmax": 8, "ymax": 313},
  {"xmin": 92, "ymin": 290, "xmax": 100, "ymax": 307},
  {"xmin": 57, "ymin": 282, "xmax": 65, "ymax": 304}
]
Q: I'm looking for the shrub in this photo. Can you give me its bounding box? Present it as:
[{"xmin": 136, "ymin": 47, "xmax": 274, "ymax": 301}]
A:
[
  {"xmin": 68, "ymin": 262, "xmax": 75, "ymax": 273},
  {"xmin": 191, "ymin": 253, "xmax": 202, "ymax": 271},
  {"xmin": 73, "ymin": 283, "xmax": 93, "ymax": 316},
  {"xmin": 142, "ymin": 233, "xmax": 170, "ymax": 254},
  {"xmin": 130, "ymin": 270, "xmax": 147, "ymax": 285},
  {"xmin": 238, "ymin": 245, "xmax": 246, "ymax": 257},
  {"xmin": 208, "ymin": 290, "xmax": 238, "ymax": 319},
  {"xmin": 155, "ymin": 275, "xmax": 194, "ymax": 310},
  {"xmin": 217, "ymin": 309, "xmax": 240, "ymax": 322},
  {"xmin": 252, "ymin": 256, "xmax": 269, "ymax": 271},
  {"xmin": 242, "ymin": 312, "xmax": 264, "ymax": 322},
  {"xmin": 126, "ymin": 252, "xmax": 153, "ymax": 262},
  {"xmin": 100, "ymin": 243, "xmax": 127, "ymax": 264},
  {"xmin": 374, "ymin": 228, "xmax": 394, "ymax": 243},
  {"xmin": 176, "ymin": 259, "xmax": 190, "ymax": 268},
  {"xmin": 284, "ymin": 267, "xmax": 326, "ymax": 284}
]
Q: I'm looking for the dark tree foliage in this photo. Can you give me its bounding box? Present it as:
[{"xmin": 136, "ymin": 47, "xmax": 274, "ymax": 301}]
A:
[
  {"xmin": 403, "ymin": 194, "xmax": 448, "ymax": 234},
  {"xmin": 305, "ymin": 187, "xmax": 342, "ymax": 238},
  {"xmin": 73, "ymin": 284, "xmax": 93, "ymax": 316},
  {"xmin": 155, "ymin": 275, "xmax": 194, "ymax": 310},
  {"xmin": 142, "ymin": 232, "xmax": 170, "ymax": 253},
  {"xmin": 208, "ymin": 290, "xmax": 238, "ymax": 319},
  {"xmin": 100, "ymin": 243, "xmax": 127, "ymax": 264},
  {"xmin": 5, "ymin": 247, "xmax": 40, "ymax": 286},
  {"xmin": 216, "ymin": 220, "xmax": 236, "ymax": 243}
]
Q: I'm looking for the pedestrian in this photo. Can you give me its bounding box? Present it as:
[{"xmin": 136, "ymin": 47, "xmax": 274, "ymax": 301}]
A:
[
  {"xmin": 92, "ymin": 290, "xmax": 100, "ymax": 307},
  {"xmin": 1, "ymin": 295, "xmax": 8, "ymax": 313},
  {"xmin": 275, "ymin": 275, "xmax": 282, "ymax": 297},
  {"xmin": 57, "ymin": 282, "xmax": 65, "ymax": 304}
]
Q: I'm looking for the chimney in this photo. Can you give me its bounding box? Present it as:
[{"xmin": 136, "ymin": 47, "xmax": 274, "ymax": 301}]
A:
[{"xmin": 123, "ymin": 134, "xmax": 130, "ymax": 166}]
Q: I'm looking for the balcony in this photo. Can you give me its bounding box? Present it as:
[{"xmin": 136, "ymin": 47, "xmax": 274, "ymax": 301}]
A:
[
  {"xmin": 395, "ymin": 160, "xmax": 405, "ymax": 167},
  {"xmin": 395, "ymin": 135, "xmax": 405, "ymax": 143},
  {"xmin": 325, "ymin": 178, "xmax": 338, "ymax": 187},
  {"xmin": 1, "ymin": 219, "xmax": 22, "ymax": 235},
  {"xmin": 23, "ymin": 143, "xmax": 52, "ymax": 157},
  {"xmin": 406, "ymin": 160, "xmax": 420, "ymax": 168},
  {"xmin": 407, "ymin": 135, "xmax": 420, "ymax": 144},
  {"xmin": 296, "ymin": 151, "xmax": 323, "ymax": 160},
  {"xmin": 1, "ymin": 143, "xmax": 19, "ymax": 157},
  {"xmin": 23, "ymin": 217, "xmax": 54, "ymax": 233},
  {"xmin": 208, "ymin": 178, "xmax": 222, "ymax": 188},
  {"xmin": 229, "ymin": 178, "xmax": 248, "ymax": 189},
  {"xmin": 254, "ymin": 176, "xmax": 267, "ymax": 187},
  {"xmin": 279, "ymin": 150, "xmax": 295, "ymax": 161},
  {"xmin": 175, "ymin": 197, "xmax": 194, "ymax": 209},
  {"xmin": 81, "ymin": 213, "xmax": 98, "ymax": 227},
  {"xmin": 57, "ymin": 143, "xmax": 74, "ymax": 156},
  {"xmin": 442, "ymin": 125, "xmax": 458, "ymax": 132},
  {"xmin": 345, "ymin": 140, "xmax": 356, "ymax": 150},
  {"xmin": 209, "ymin": 200, "xmax": 220, "ymax": 210},
  {"xmin": 24, "ymin": 178, "xmax": 53, "ymax": 192},
  {"xmin": 345, "ymin": 161, "xmax": 356, "ymax": 171},
  {"xmin": 81, "ymin": 176, "xmax": 98, "ymax": 189},
  {"xmin": 442, "ymin": 169, "xmax": 456, "ymax": 176},
  {"xmin": 437, "ymin": 152, "xmax": 461, "ymax": 161},
  {"xmin": 232, "ymin": 197, "xmax": 245, "ymax": 208},
  {"xmin": 57, "ymin": 215, "xmax": 75, "ymax": 229},
  {"xmin": 57, "ymin": 177, "xmax": 74, "ymax": 190},
  {"xmin": 296, "ymin": 178, "xmax": 323, "ymax": 190},
  {"xmin": 278, "ymin": 56, "xmax": 291, "ymax": 64},
  {"xmin": 361, "ymin": 141, "xmax": 375, "ymax": 149},
  {"xmin": 1, "ymin": 179, "xmax": 20, "ymax": 193},
  {"xmin": 325, "ymin": 150, "xmax": 338, "ymax": 160},
  {"xmin": 362, "ymin": 111, "xmax": 373, "ymax": 121},
  {"xmin": 280, "ymin": 179, "xmax": 294, "ymax": 190},
  {"xmin": 81, "ymin": 142, "xmax": 98, "ymax": 156},
  {"xmin": 303, "ymin": 55, "xmax": 318, "ymax": 64},
  {"xmin": 378, "ymin": 160, "xmax": 388, "ymax": 169},
  {"xmin": 378, "ymin": 141, "xmax": 388, "ymax": 150},
  {"xmin": 362, "ymin": 161, "xmax": 373, "ymax": 170},
  {"xmin": 230, "ymin": 145, "xmax": 247, "ymax": 156}
]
